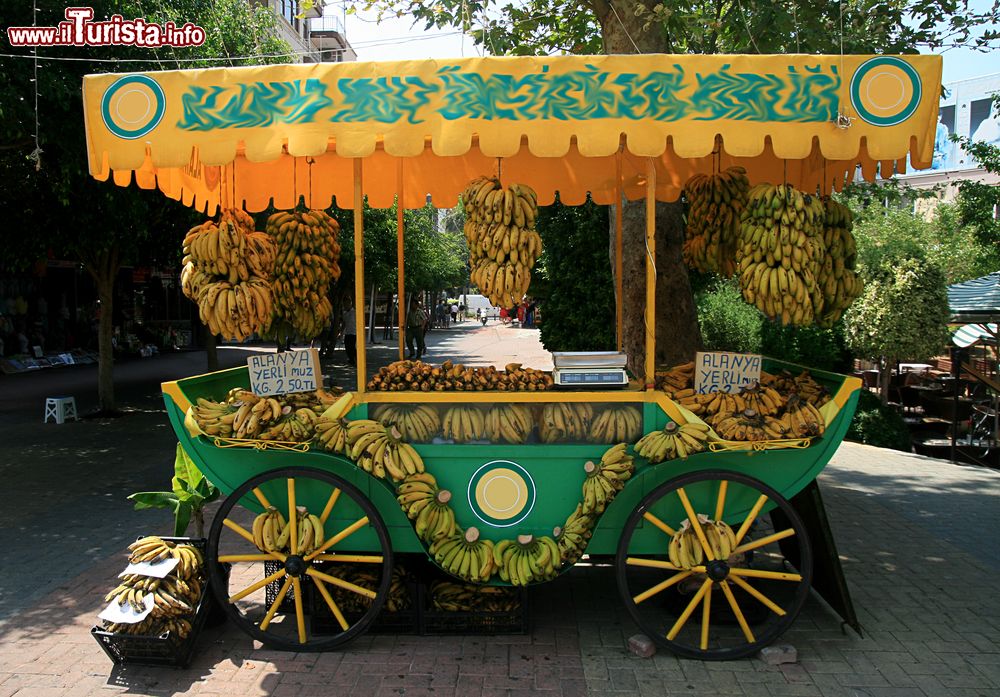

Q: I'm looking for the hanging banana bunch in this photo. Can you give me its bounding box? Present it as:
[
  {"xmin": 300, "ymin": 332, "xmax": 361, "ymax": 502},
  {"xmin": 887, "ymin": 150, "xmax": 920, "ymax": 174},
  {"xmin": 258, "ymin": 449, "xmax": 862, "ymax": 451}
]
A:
[
  {"xmin": 814, "ymin": 197, "xmax": 863, "ymax": 327},
  {"xmin": 735, "ymin": 183, "xmax": 826, "ymax": 326},
  {"xmin": 682, "ymin": 166, "xmax": 749, "ymax": 277},
  {"xmin": 181, "ymin": 207, "xmax": 276, "ymax": 341},
  {"xmin": 264, "ymin": 209, "xmax": 342, "ymax": 342},
  {"xmin": 462, "ymin": 176, "xmax": 541, "ymax": 309}
]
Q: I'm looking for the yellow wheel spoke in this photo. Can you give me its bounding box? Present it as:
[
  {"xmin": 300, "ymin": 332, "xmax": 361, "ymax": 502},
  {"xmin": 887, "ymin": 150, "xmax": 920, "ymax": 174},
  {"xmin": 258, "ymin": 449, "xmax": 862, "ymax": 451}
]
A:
[
  {"xmin": 700, "ymin": 577, "xmax": 712, "ymax": 650},
  {"xmin": 625, "ymin": 557, "xmax": 705, "ymax": 574},
  {"xmin": 319, "ymin": 488, "xmax": 342, "ymax": 525},
  {"xmin": 222, "ymin": 518, "xmax": 258, "ymax": 545},
  {"xmin": 306, "ymin": 567, "xmax": 377, "ymax": 600},
  {"xmin": 218, "ymin": 553, "xmax": 277, "ymax": 563},
  {"xmin": 733, "ymin": 528, "xmax": 796, "ymax": 555},
  {"xmin": 252, "ymin": 487, "xmax": 272, "ymax": 509},
  {"xmin": 259, "ymin": 577, "xmax": 292, "ymax": 631},
  {"xmin": 314, "ymin": 554, "xmax": 384, "ymax": 564},
  {"xmin": 719, "ymin": 580, "xmax": 756, "ymax": 642},
  {"xmin": 292, "ymin": 577, "xmax": 307, "ymax": 644},
  {"xmin": 287, "ymin": 478, "xmax": 298, "ymax": 555},
  {"xmin": 666, "ymin": 578, "xmax": 712, "ymax": 641},
  {"xmin": 305, "ymin": 516, "xmax": 369, "ymax": 561},
  {"xmin": 221, "ymin": 519, "xmax": 286, "ymax": 562},
  {"xmin": 229, "ymin": 567, "xmax": 285, "ymax": 603},
  {"xmin": 676, "ymin": 487, "xmax": 715, "ymax": 561},
  {"xmin": 728, "ymin": 567, "xmax": 802, "ymax": 582},
  {"xmin": 714, "ymin": 481, "xmax": 728, "ymax": 522},
  {"xmin": 729, "ymin": 574, "xmax": 788, "ymax": 616},
  {"xmin": 633, "ymin": 571, "xmax": 692, "ymax": 605},
  {"xmin": 734, "ymin": 494, "xmax": 768, "ymax": 546},
  {"xmin": 313, "ymin": 577, "xmax": 351, "ymax": 632},
  {"xmin": 642, "ymin": 511, "xmax": 677, "ymax": 537}
]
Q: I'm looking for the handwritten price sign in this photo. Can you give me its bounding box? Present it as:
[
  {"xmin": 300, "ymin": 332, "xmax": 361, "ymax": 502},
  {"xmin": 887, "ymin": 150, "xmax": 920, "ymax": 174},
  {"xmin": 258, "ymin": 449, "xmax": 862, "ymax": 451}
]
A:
[
  {"xmin": 248, "ymin": 349, "xmax": 321, "ymax": 396},
  {"xmin": 694, "ymin": 352, "xmax": 762, "ymax": 394}
]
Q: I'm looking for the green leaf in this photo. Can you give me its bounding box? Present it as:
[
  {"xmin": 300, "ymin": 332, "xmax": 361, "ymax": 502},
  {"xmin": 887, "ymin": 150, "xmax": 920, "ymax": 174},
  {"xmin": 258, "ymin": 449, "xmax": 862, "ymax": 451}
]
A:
[
  {"xmin": 174, "ymin": 502, "xmax": 193, "ymax": 537},
  {"xmin": 172, "ymin": 443, "xmax": 205, "ymax": 497},
  {"xmin": 128, "ymin": 492, "xmax": 180, "ymax": 511}
]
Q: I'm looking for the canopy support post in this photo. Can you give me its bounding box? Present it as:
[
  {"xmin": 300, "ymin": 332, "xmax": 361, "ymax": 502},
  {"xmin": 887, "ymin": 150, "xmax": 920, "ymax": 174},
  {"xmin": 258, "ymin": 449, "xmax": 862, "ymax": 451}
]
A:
[
  {"xmin": 353, "ymin": 159, "xmax": 366, "ymax": 395},
  {"xmin": 397, "ymin": 160, "xmax": 406, "ymax": 361},
  {"xmin": 615, "ymin": 150, "xmax": 624, "ymax": 353},
  {"xmin": 644, "ymin": 158, "xmax": 656, "ymax": 388}
]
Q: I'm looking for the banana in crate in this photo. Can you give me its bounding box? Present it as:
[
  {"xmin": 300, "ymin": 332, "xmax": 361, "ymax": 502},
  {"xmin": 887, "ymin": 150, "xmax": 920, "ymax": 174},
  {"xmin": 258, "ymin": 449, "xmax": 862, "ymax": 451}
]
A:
[
  {"xmin": 482, "ymin": 403, "xmax": 533, "ymax": 443},
  {"xmin": 538, "ymin": 403, "xmax": 593, "ymax": 443},
  {"xmin": 181, "ymin": 207, "xmax": 277, "ymax": 341},
  {"xmin": 587, "ymin": 406, "xmax": 642, "ymax": 443},
  {"xmin": 462, "ymin": 177, "xmax": 542, "ymax": 308},
  {"xmin": 264, "ymin": 209, "xmax": 342, "ymax": 342},
  {"xmin": 373, "ymin": 404, "xmax": 441, "ymax": 442},
  {"xmin": 100, "ymin": 536, "xmax": 205, "ymax": 639},
  {"xmin": 682, "ymin": 167, "xmax": 750, "ymax": 277}
]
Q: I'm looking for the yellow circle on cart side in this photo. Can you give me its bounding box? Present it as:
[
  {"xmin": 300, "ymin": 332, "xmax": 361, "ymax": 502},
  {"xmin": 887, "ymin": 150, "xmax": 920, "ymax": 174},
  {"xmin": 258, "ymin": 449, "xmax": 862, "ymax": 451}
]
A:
[
  {"xmin": 857, "ymin": 65, "xmax": 913, "ymax": 118},
  {"xmin": 110, "ymin": 85, "xmax": 157, "ymax": 128},
  {"xmin": 475, "ymin": 468, "xmax": 527, "ymax": 520}
]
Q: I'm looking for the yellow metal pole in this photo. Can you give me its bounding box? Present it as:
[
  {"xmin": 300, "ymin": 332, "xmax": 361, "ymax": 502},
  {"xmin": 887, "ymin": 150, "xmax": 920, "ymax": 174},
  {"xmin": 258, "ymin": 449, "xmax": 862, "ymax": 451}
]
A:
[
  {"xmin": 644, "ymin": 158, "xmax": 656, "ymax": 388},
  {"xmin": 354, "ymin": 159, "xmax": 366, "ymax": 395},
  {"xmin": 615, "ymin": 151, "xmax": 624, "ymax": 353},
  {"xmin": 397, "ymin": 159, "xmax": 406, "ymax": 361}
]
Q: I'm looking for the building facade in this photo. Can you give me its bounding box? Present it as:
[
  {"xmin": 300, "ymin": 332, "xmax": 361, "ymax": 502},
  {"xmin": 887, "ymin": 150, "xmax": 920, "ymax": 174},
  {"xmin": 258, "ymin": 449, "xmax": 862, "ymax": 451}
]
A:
[
  {"xmin": 900, "ymin": 72, "xmax": 1000, "ymax": 196},
  {"xmin": 256, "ymin": 0, "xmax": 356, "ymax": 63}
]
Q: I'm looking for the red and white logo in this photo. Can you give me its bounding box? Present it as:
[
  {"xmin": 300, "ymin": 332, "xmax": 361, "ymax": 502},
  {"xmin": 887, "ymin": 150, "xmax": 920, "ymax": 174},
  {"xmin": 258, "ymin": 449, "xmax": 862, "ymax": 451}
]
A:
[{"xmin": 6, "ymin": 7, "xmax": 205, "ymax": 48}]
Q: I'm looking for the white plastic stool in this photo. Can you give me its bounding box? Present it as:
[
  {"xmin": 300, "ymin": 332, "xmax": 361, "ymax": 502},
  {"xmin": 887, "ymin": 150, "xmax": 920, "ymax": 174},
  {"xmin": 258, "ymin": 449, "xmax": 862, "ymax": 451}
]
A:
[{"xmin": 44, "ymin": 396, "xmax": 78, "ymax": 424}]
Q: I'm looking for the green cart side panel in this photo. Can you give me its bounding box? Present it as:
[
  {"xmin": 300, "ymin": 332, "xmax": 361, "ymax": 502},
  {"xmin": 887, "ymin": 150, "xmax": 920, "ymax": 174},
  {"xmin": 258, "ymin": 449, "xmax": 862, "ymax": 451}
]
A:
[{"xmin": 163, "ymin": 359, "xmax": 861, "ymax": 561}]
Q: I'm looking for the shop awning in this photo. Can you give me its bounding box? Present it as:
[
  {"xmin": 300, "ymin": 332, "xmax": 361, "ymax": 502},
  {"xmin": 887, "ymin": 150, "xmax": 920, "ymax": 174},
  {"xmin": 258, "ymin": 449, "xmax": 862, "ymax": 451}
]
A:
[
  {"xmin": 948, "ymin": 271, "xmax": 1000, "ymax": 323},
  {"xmin": 952, "ymin": 323, "xmax": 997, "ymax": 348},
  {"xmin": 82, "ymin": 53, "xmax": 942, "ymax": 212}
]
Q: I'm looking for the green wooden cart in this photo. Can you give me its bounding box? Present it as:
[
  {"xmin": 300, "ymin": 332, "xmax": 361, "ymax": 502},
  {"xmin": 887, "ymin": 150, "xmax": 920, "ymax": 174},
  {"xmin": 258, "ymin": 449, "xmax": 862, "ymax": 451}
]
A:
[
  {"xmin": 162, "ymin": 360, "xmax": 861, "ymax": 660},
  {"xmin": 80, "ymin": 52, "xmax": 940, "ymax": 659}
]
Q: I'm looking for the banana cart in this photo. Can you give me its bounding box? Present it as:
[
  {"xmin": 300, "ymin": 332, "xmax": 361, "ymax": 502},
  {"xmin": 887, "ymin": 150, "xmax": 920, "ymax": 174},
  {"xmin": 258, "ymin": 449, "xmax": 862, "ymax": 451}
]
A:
[{"xmin": 82, "ymin": 53, "xmax": 941, "ymax": 659}]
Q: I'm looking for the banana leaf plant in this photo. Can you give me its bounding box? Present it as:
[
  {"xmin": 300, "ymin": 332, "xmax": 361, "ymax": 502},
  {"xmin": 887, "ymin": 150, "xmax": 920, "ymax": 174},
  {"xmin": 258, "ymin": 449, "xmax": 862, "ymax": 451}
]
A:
[{"xmin": 129, "ymin": 443, "xmax": 220, "ymax": 537}]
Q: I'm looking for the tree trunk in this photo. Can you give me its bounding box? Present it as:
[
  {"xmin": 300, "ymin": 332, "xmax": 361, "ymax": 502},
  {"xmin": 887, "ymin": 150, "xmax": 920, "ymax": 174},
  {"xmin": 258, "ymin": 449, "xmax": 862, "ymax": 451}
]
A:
[
  {"xmin": 206, "ymin": 332, "xmax": 218, "ymax": 372},
  {"xmin": 83, "ymin": 247, "xmax": 120, "ymax": 414},
  {"xmin": 879, "ymin": 356, "xmax": 891, "ymax": 406},
  {"xmin": 597, "ymin": 0, "xmax": 703, "ymax": 378}
]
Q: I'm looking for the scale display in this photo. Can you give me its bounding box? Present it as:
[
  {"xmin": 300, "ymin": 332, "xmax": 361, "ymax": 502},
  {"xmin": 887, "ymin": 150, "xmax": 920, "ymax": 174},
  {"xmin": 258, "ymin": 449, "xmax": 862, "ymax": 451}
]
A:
[{"xmin": 553, "ymin": 368, "xmax": 628, "ymax": 388}]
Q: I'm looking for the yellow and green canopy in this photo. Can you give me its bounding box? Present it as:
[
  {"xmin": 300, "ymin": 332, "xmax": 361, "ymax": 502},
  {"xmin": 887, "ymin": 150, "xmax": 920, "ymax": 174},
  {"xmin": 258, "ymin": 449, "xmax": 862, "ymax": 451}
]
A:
[{"xmin": 82, "ymin": 53, "xmax": 941, "ymax": 211}]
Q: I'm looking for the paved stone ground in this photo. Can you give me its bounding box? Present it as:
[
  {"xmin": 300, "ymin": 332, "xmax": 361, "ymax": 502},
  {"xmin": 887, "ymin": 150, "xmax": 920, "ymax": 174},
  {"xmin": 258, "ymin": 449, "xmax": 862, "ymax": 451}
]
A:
[{"xmin": 2, "ymin": 325, "xmax": 1000, "ymax": 696}]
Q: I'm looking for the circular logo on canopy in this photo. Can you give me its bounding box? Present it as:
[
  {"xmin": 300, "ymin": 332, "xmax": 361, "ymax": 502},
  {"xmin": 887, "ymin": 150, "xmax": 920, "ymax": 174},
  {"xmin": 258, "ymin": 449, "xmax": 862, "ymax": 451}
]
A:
[
  {"xmin": 850, "ymin": 57, "xmax": 921, "ymax": 127},
  {"xmin": 101, "ymin": 75, "xmax": 165, "ymax": 140},
  {"xmin": 468, "ymin": 460, "xmax": 535, "ymax": 528}
]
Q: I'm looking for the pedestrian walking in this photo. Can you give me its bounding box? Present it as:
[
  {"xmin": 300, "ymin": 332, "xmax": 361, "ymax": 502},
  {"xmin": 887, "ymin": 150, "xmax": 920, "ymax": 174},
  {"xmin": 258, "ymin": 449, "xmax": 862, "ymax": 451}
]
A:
[
  {"xmin": 406, "ymin": 299, "xmax": 428, "ymax": 360},
  {"xmin": 343, "ymin": 300, "xmax": 357, "ymax": 366},
  {"xmin": 450, "ymin": 303, "xmax": 458, "ymax": 325}
]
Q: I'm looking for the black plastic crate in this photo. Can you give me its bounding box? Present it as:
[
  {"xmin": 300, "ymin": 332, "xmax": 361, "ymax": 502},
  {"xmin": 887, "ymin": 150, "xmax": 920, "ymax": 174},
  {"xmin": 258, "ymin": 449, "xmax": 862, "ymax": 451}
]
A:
[
  {"xmin": 419, "ymin": 581, "xmax": 529, "ymax": 636},
  {"xmin": 312, "ymin": 564, "xmax": 418, "ymax": 635},
  {"xmin": 92, "ymin": 537, "xmax": 212, "ymax": 668}
]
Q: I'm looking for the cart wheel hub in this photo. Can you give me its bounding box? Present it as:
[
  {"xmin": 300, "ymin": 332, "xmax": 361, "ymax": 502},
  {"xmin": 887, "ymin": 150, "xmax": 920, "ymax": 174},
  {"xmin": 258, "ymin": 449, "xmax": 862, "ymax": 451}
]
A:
[
  {"xmin": 284, "ymin": 555, "xmax": 307, "ymax": 577},
  {"xmin": 705, "ymin": 559, "xmax": 730, "ymax": 581}
]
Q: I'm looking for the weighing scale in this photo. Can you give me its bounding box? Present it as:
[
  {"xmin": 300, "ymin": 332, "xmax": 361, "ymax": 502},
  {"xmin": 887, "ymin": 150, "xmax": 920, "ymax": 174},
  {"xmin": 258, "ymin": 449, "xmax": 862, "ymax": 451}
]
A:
[{"xmin": 551, "ymin": 352, "xmax": 629, "ymax": 389}]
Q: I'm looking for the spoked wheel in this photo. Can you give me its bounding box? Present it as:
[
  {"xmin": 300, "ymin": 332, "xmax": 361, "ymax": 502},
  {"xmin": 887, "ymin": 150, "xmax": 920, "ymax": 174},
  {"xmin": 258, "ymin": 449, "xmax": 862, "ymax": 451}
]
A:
[
  {"xmin": 616, "ymin": 470, "xmax": 812, "ymax": 660},
  {"xmin": 207, "ymin": 466, "xmax": 392, "ymax": 651}
]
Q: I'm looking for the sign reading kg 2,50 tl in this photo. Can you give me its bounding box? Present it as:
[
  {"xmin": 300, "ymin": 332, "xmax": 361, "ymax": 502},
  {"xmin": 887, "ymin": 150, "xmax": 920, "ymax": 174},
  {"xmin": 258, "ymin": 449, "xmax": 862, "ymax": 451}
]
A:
[
  {"xmin": 248, "ymin": 349, "xmax": 321, "ymax": 396},
  {"xmin": 694, "ymin": 352, "xmax": 762, "ymax": 394}
]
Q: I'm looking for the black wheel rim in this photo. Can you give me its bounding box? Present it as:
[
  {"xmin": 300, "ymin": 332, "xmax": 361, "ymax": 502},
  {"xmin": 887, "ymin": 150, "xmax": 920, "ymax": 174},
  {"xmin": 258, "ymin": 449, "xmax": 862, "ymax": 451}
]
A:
[
  {"xmin": 615, "ymin": 469, "xmax": 812, "ymax": 660},
  {"xmin": 207, "ymin": 466, "xmax": 393, "ymax": 652}
]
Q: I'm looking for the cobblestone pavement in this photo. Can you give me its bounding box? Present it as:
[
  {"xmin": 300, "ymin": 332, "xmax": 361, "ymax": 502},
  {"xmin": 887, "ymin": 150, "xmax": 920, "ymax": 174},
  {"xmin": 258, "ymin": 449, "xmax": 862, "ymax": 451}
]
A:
[{"xmin": 2, "ymin": 329, "xmax": 999, "ymax": 696}]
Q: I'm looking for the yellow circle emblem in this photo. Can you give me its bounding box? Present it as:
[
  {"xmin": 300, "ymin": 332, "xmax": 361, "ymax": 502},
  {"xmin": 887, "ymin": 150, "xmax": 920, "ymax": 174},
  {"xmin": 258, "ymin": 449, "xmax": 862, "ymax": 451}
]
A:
[{"xmin": 475, "ymin": 468, "xmax": 528, "ymax": 520}]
